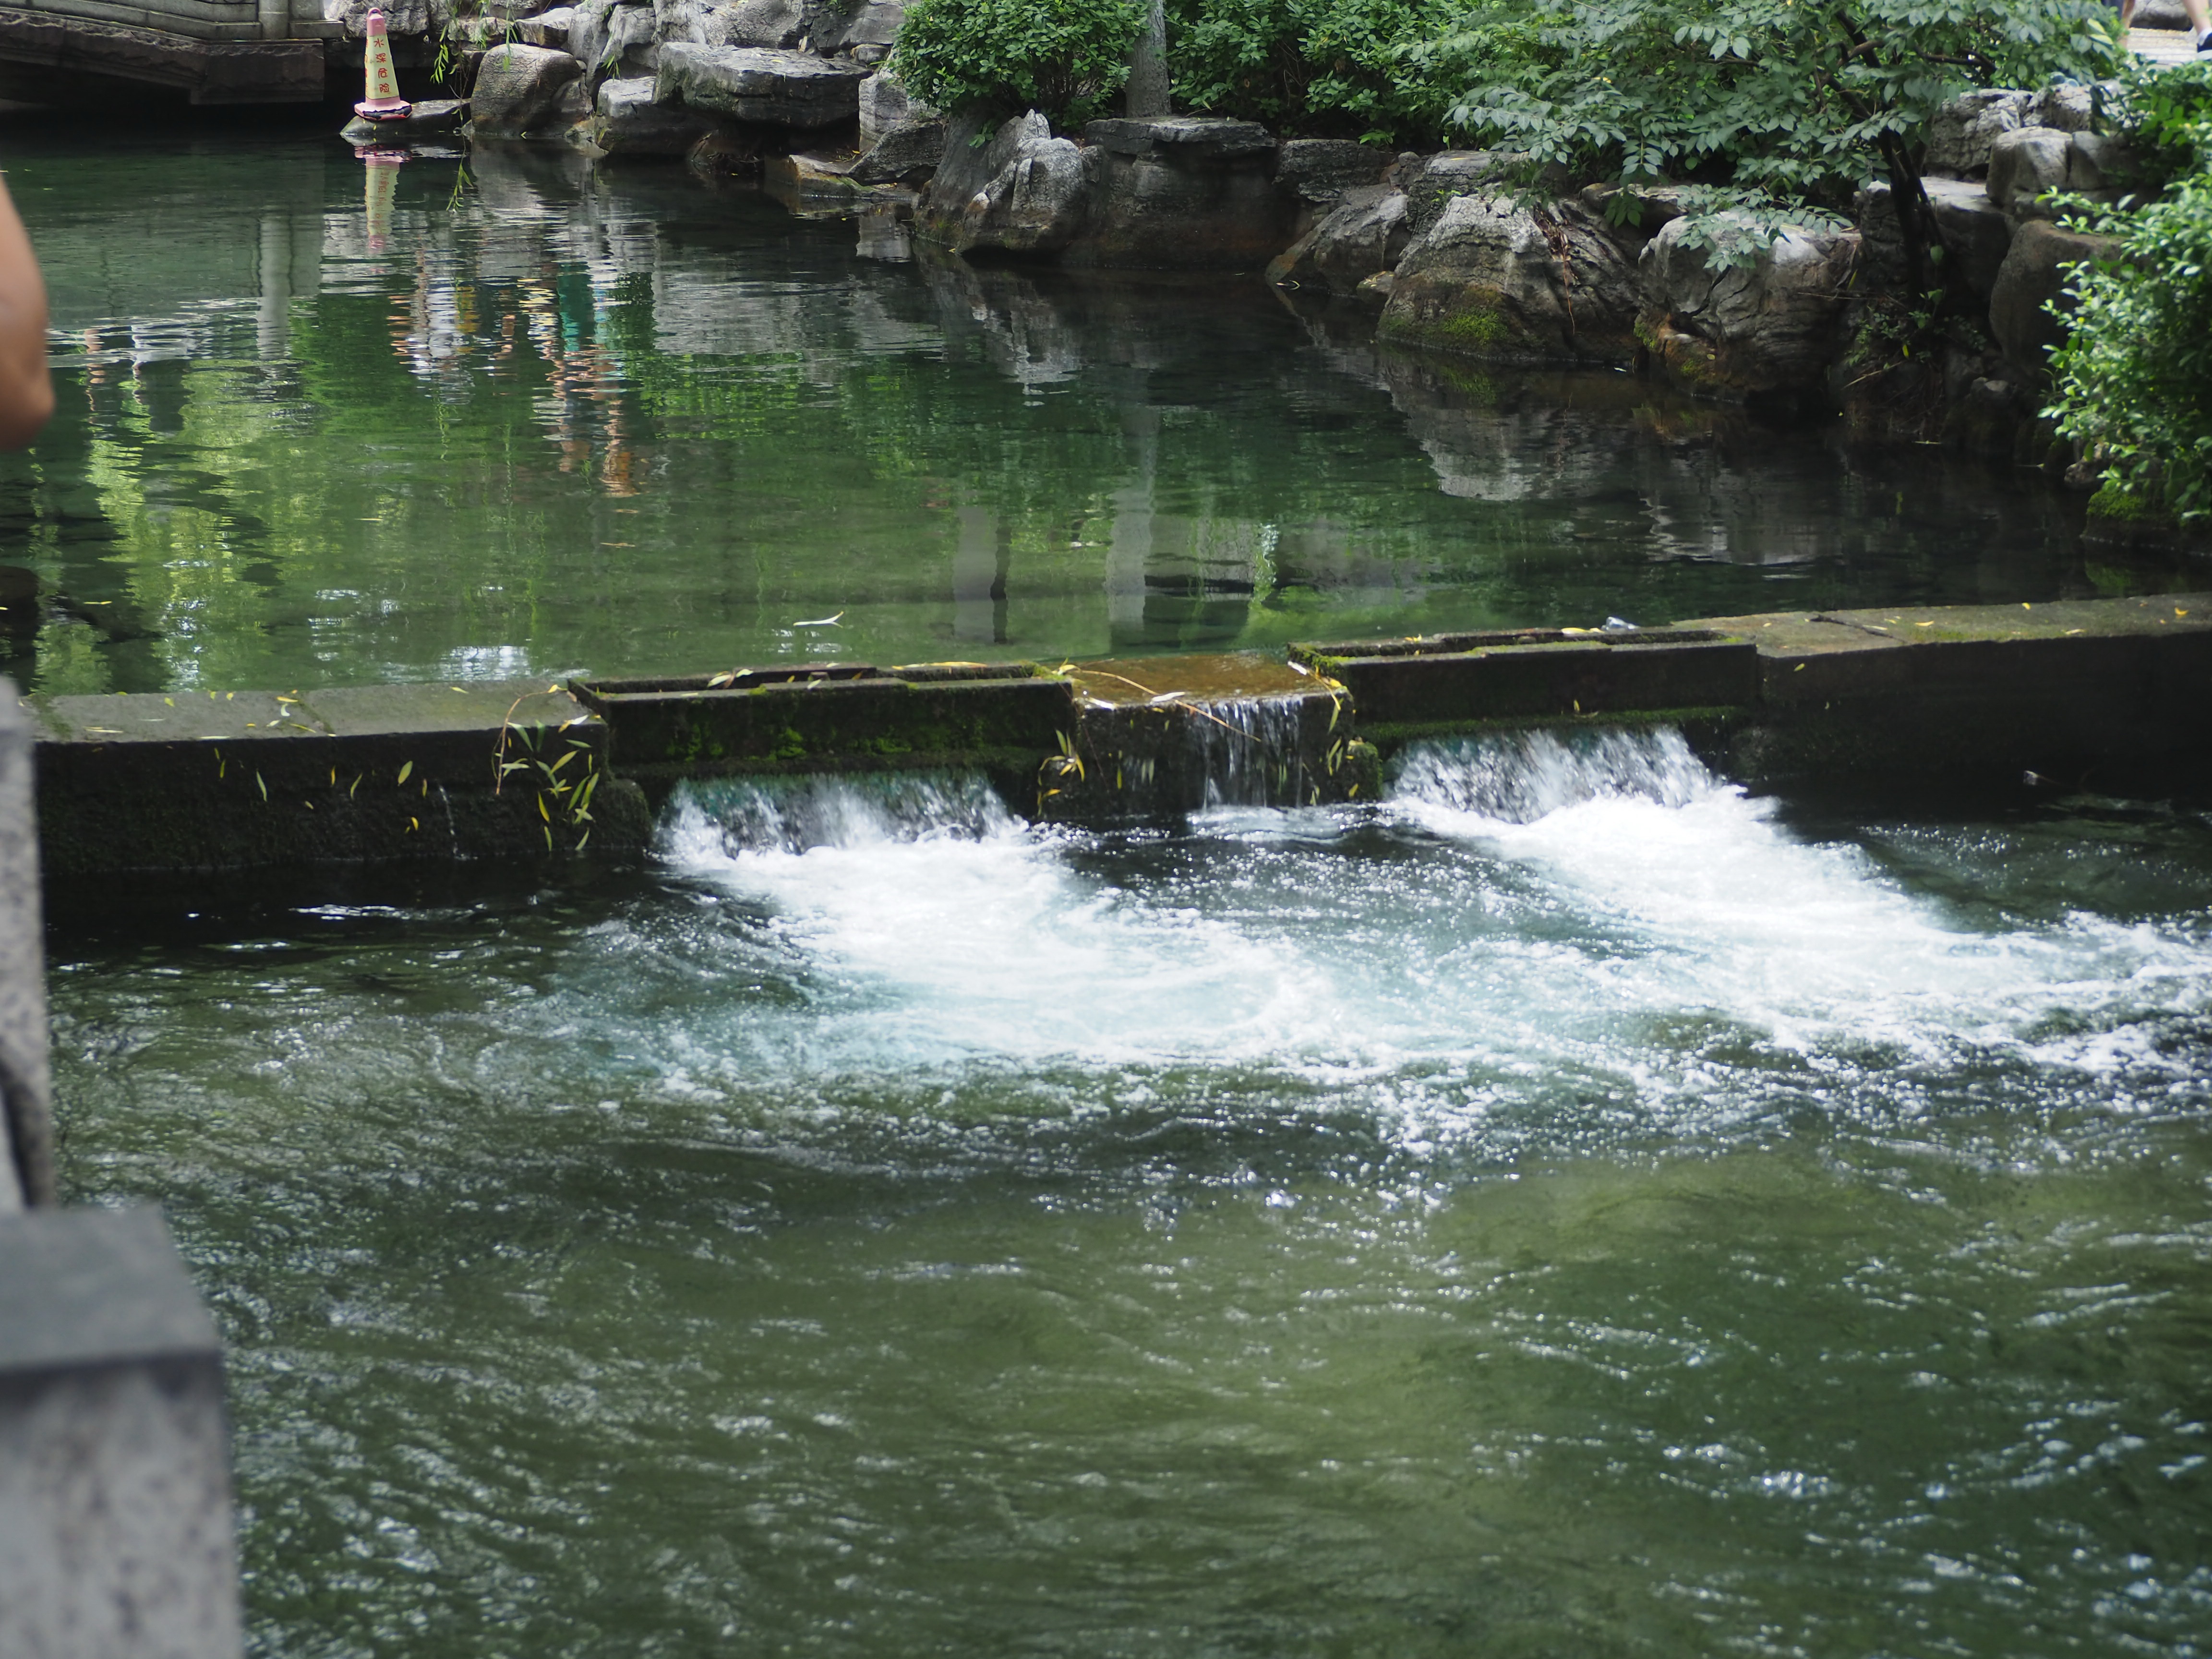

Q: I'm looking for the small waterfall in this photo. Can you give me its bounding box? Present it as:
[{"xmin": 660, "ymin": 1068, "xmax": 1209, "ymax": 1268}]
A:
[
  {"xmin": 1185, "ymin": 696, "xmax": 1312, "ymax": 809},
  {"xmin": 659, "ymin": 771, "xmax": 1016, "ymax": 858},
  {"xmin": 1389, "ymin": 727, "xmax": 1716, "ymax": 823}
]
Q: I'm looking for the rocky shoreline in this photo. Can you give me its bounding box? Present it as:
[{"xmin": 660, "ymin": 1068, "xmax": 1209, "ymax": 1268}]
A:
[{"xmin": 341, "ymin": 0, "xmax": 2211, "ymax": 556}]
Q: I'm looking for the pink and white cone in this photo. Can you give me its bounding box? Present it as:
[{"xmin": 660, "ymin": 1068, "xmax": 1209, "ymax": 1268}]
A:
[{"xmin": 355, "ymin": 9, "xmax": 413, "ymax": 121}]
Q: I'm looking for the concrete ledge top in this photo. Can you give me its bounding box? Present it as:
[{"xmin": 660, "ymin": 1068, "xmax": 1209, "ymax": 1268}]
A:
[
  {"xmin": 0, "ymin": 1207, "xmax": 218, "ymax": 1375},
  {"xmin": 1692, "ymin": 592, "xmax": 2212, "ymax": 658},
  {"xmin": 30, "ymin": 679, "xmax": 594, "ymax": 747}
]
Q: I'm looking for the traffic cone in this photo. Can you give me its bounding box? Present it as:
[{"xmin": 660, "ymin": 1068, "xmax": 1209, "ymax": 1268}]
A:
[{"xmin": 356, "ymin": 8, "xmax": 413, "ymax": 122}]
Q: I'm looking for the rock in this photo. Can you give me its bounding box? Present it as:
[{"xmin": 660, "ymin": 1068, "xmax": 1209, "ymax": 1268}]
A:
[
  {"xmin": 2136, "ymin": 0, "xmax": 2190, "ymax": 24},
  {"xmin": 1984, "ymin": 125, "xmax": 2125, "ymax": 221},
  {"xmin": 1378, "ymin": 192, "xmax": 1645, "ymax": 365},
  {"xmin": 570, "ymin": 0, "xmax": 656, "ymax": 75},
  {"xmin": 1636, "ymin": 212, "xmax": 1863, "ymax": 400},
  {"xmin": 765, "ymin": 151, "xmax": 866, "ymax": 210},
  {"xmin": 341, "ymin": 97, "xmax": 468, "ymax": 145},
  {"xmin": 814, "ymin": 0, "xmax": 905, "ymax": 56},
  {"xmin": 860, "ymin": 69, "xmax": 935, "ymax": 144},
  {"xmin": 654, "ymin": 42, "xmax": 868, "ymax": 127},
  {"xmin": 1924, "ymin": 88, "xmax": 2036, "ymax": 178},
  {"xmin": 518, "ymin": 5, "xmax": 573, "ymax": 47},
  {"xmin": 467, "ymin": 43, "xmax": 585, "ymax": 136},
  {"xmin": 1266, "ymin": 185, "xmax": 1409, "ymax": 295},
  {"xmin": 594, "ymin": 74, "xmax": 716, "ymax": 153},
  {"xmin": 1921, "ymin": 177, "xmax": 2014, "ymax": 299},
  {"xmin": 1404, "ymin": 150, "xmax": 1513, "ymax": 235},
  {"xmin": 922, "ymin": 109, "xmax": 1033, "ymax": 229},
  {"xmin": 951, "ymin": 116, "xmax": 1100, "ymax": 256},
  {"xmin": 2033, "ymin": 81, "xmax": 2119, "ymax": 133},
  {"xmin": 1275, "ymin": 138, "xmax": 1395, "ymax": 207},
  {"xmin": 1074, "ymin": 115, "xmax": 1291, "ymax": 269},
  {"xmin": 1988, "ymin": 218, "xmax": 2117, "ymax": 374},
  {"xmin": 656, "ymin": 0, "xmax": 806, "ymax": 49},
  {"xmin": 850, "ymin": 114, "xmax": 945, "ymax": 185}
]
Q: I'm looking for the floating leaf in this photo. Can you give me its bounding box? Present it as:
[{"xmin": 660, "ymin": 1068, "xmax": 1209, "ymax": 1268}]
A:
[
  {"xmin": 397, "ymin": 760, "xmax": 414, "ymax": 785},
  {"xmin": 255, "ymin": 772, "xmax": 267, "ymax": 802}
]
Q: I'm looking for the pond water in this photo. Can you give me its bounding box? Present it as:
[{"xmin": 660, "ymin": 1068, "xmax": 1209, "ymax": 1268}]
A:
[
  {"xmin": 17, "ymin": 118, "xmax": 2212, "ymax": 1658},
  {"xmin": 0, "ymin": 115, "xmax": 2187, "ymax": 698}
]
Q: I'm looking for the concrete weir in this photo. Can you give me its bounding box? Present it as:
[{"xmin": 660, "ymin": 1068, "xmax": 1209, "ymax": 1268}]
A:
[{"xmin": 25, "ymin": 592, "xmax": 2212, "ymax": 877}]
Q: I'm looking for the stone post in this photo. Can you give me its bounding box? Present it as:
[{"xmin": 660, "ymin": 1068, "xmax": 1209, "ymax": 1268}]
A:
[
  {"xmin": 0, "ymin": 685, "xmax": 51, "ymax": 1209},
  {"xmin": 258, "ymin": 0, "xmax": 290, "ymax": 38},
  {"xmin": 1124, "ymin": 0, "xmax": 1168, "ymax": 118},
  {"xmin": 0, "ymin": 1207, "xmax": 245, "ymax": 1657}
]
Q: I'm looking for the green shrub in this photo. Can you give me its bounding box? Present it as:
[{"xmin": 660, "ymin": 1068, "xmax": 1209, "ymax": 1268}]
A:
[
  {"xmin": 2048, "ymin": 61, "xmax": 2212, "ymax": 526},
  {"xmin": 889, "ymin": 0, "xmax": 1147, "ymax": 131},
  {"xmin": 1164, "ymin": 0, "xmax": 1452, "ymax": 147}
]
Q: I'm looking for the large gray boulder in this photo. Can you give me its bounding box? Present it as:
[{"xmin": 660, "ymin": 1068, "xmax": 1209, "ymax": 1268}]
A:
[
  {"xmin": 1637, "ymin": 212, "xmax": 1863, "ymax": 399},
  {"xmin": 595, "ymin": 73, "xmax": 718, "ymax": 153},
  {"xmin": 1924, "ymin": 89, "xmax": 2037, "ymax": 178},
  {"xmin": 1276, "ymin": 138, "xmax": 1396, "ymax": 208},
  {"xmin": 1403, "ymin": 149, "xmax": 1514, "ymax": 234},
  {"xmin": 468, "ymin": 43, "xmax": 585, "ymax": 136},
  {"xmin": 570, "ymin": 0, "xmax": 658, "ymax": 75},
  {"xmin": 859, "ymin": 68, "xmax": 935, "ymax": 143},
  {"xmin": 815, "ymin": 0, "xmax": 905, "ymax": 59},
  {"xmin": 1986, "ymin": 125, "xmax": 2128, "ymax": 221},
  {"xmin": 1988, "ymin": 218, "xmax": 2116, "ymax": 374},
  {"xmin": 1922, "ymin": 177, "xmax": 2015, "ymax": 298},
  {"xmin": 851, "ymin": 112, "xmax": 945, "ymax": 184},
  {"xmin": 1073, "ymin": 115, "xmax": 1291, "ymax": 268},
  {"xmin": 1378, "ymin": 192, "xmax": 1645, "ymax": 364},
  {"xmin": 1267, "ymin": 184, "xmax": 1410, "ymax": 296},
  {"xmin": 655, "ymin": 0, "xmax": 806, "ymax": 48},
  {"xmin": 920, "ymin": 112, "xmax": 1098, "ymax": 255},
  {"xmin": 518, "ymin": 5, "xmax": 574, "ymax": 47},
  {"xmin": 654, "ymin": 41, "xmax": 869, "ymax": 126}
]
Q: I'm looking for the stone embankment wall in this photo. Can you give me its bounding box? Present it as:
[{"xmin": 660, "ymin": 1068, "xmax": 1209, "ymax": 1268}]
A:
[{"xmin": 357, "ymin": 2, "xmax": 2195, "ymax": 548}]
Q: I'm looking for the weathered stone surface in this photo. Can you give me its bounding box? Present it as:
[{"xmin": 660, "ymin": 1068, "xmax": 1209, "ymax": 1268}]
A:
[
  {"xmin": 1379, "ymin": 192, "xmax": 1645, "ymax": 364},
  {"xmin": 922, "ymin": 108, "xmax": 1031, "ymax": 228},
  {"xmin": 2033, "ymin": 81, "xmax": 2115, "ymax": 133},
  {"xmin": 814, "ymin": 0, "xmax": 905, "ymax": 56},
  {"xmin": 1924, "ymin": 88, "xmax": 2036, "ymax": 177},
  {"xmin": 850, "ymin": 113, "xmax": 945, "ymax": 184},
  {"xmin": 957, "ymin": 123, "xmax": 1100, "ymax": 256},
  {"xmin": 1989, "ymin": 218, "xmax": 2116, "ymax": 373},
  {"xmin": 1073, "ymin": 115, "xmax": 1292, "ymax": 269},
  {"xmin": 859, "ymin": 68, "xmax": 935, "ymax": 144},
  {"xmin": 1922, "ymin": 176, "xmax": 2014, "ymax": 299},
  {"xmin": 1637, "ymin": 212, "xmax": 1862, "ymax": 400},
  {"xmin": 0, "ymin": 687, "xmax": 42, "ymax": 1206},
  {"xmin": 467, "ymin": 42, "xmax": 584, "ymax": 135},
  {"xmin": 656, "ymin": 0, "xmax": 806, "ymax": 49},
  {"xmin": 1275, "ymin": 137, "xmax": 1395, "ymax": 205},
  {"xmin": 1403, "ymin": 149, "xmax": 1514, "ymax": 234},
  {"xmin": 595, "ymin": 73, "xmax": 715, "ymax": 152},
  {"xmin": 1083, "ymin": 115, "xmax": 1274, "ymax": 158},
  {"xmin": 1984, "ymin": 125, "xmax": 2126, "ymax": 221},
  {"xmin": 518, "ymin": 4, "xmax": 574, "ymax": 47},
  {"xmin": 654, "ymin": 41, "xmax": 867, "ymax": 126},
  {"xmin": 1267, "ymin": 184, "xmax": 1409, "ymax": 296},
  {"xmin": 570, "ymin": 0, "xmax": 657, "ymax": 75},
  {"xmin": 0, "ymin": 1208, "xmax": 240, "ymax": 1653}
]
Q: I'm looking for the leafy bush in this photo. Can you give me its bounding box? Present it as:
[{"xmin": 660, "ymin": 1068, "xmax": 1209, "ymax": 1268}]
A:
[
  {"xmin": 1164, "ymin": 0, "xmax": 1452, "ymax": 147},
  {"xmin": 2048, "ymin": 61, "xmax": 2212, "ymax": 525},
  {"xmin": 889, "ymin": 0, "xmax": 1147, "ymax": 131}
]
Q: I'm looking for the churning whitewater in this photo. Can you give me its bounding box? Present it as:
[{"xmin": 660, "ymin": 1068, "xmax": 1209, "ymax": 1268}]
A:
[{"xmin": 648, "ymin": 730, "xmax": 2212, "ymax": 1146}]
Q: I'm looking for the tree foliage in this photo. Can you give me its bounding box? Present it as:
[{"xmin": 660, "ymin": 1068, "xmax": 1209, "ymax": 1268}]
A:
[
  {"xmin": 889, "ymin": 0, "xmax": 1147, "ymax": 130},
  {"xmin": 1163, "ymin": 0, "xmax": 1453, "ymax": 147},
  {"xmin": 1429, "ymin": 0, "xmax": 2121, "ymax": 278},
  {"xmin": 2048, "ymin": 61, "xmax": 2212, "ymax": 526}
]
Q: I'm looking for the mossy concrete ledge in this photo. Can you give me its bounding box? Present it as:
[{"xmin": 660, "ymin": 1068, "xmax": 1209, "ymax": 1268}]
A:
[{"xmin": 31, "ymin": 680, "xmax": 653, "ymax": 878}]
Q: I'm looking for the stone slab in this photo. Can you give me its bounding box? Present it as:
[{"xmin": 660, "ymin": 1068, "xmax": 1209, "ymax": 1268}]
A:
[
  {"xmin": 0, "ymin": 1207, "xmax": 243, "ymax": 1659},
  {"xmin": 653, "ymin": 41, "xmax": 866, "ymax": 128}
]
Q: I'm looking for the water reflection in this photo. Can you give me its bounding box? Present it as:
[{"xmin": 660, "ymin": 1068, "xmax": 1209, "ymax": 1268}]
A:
[{"xmin": 0, "ymin": 122, "xmax": 2166, "ymax": 696}]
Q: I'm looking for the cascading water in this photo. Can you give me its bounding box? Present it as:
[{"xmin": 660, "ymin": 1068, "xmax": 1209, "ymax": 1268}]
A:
[
  {"xmin": 1184, "ymin": 696, "xmax": 1314, "ymax": 808},
  {"xmin": 658, "ymin": 770, "xmax": 1016, "ymax": 857},
  {"xmin": 1388, "ymin": 726, "xmax": 1714, "ymax": 821}
]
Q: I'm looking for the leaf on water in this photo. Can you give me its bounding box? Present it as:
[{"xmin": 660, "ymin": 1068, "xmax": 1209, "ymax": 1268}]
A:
[
  {"xmin": 255, "ymin": 772, "xmax": 267, "ymax": 802},
  {"xmin": 397, "ymin": 761, "xmax": 414, "ymax": 785},
  {"xmin": 350, "ymin": 774, "xmax": 362, "ymax": 796},
  {"xmin": 793, "ymin": 612, "xmax": 844, "ymax": 627},
  {"xmin": 537, "ymin": 794, "xmax": 550, "ymax": 822},
  {"xmin": 709, "ymin": 673, "xmax": 737, "ymax": 688}
]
